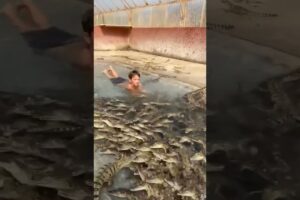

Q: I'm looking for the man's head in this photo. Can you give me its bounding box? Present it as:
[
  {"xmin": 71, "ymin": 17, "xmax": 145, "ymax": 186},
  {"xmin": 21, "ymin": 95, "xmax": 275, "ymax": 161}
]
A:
[{"xmin": 128, "ymin": 70, "xmax": 141, "ymax": 88}]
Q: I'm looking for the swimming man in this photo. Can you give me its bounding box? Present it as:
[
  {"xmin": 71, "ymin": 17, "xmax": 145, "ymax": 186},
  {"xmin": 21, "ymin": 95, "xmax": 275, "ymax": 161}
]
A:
[{"xmin": 103, "ymin": 66, "xmax": 146, "ymax": 96}]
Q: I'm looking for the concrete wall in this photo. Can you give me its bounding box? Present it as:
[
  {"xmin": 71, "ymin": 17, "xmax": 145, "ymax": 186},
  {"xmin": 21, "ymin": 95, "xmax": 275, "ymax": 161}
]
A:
[
  {"xmin": 129, "ymin": 27, "xmax": 206, "ymax": 63},
  {"xmin": 94, "ymin": 26, "xmax": 131, "ymax": 50},
  {"xmin": 94, "ymin": 26, "xmax": 206, "ymax": 63},
  {"xmin": 93, "ymin": 0, "xmax": 206, "ymax": 63}
]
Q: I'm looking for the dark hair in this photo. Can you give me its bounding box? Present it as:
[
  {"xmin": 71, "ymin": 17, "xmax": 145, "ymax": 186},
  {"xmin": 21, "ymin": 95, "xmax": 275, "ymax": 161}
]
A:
[
  {"xmin": 128, "ymin": 70, "xmax": 140, "ymax": 79},
  {"xmin": 81, "ymin": 8, "xmax": 93, "ymax": 36}
]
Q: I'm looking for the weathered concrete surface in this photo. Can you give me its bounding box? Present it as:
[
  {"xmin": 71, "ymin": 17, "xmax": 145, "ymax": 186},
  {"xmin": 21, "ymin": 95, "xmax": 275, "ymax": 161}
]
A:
[
  {"xmin": 129, "ymin": 27, "xmax": 206, "ymax": 63},
  {"xmin": 94, "ymin": 50, "xmax": 206, "ymax": 88},
  {"xmin": 94, "ymin": 27, "xmax": 206, "ymax": 63}
]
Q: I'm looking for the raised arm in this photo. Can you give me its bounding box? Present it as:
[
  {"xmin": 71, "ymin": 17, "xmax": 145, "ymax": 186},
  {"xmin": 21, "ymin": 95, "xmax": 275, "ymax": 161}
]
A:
[{"xmin": 103, "ymin": 66, "xmax": 119, "ymax": 79}]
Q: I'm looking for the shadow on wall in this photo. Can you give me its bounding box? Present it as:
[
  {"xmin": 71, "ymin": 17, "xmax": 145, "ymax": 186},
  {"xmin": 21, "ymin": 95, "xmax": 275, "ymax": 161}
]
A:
[
  {"xmin": 94, "ymin": 26, "xmax": 132, "ymax": 50},
  {"xmin": 101, "ymin": 26, "xmax": 132, "ymax": 37}
]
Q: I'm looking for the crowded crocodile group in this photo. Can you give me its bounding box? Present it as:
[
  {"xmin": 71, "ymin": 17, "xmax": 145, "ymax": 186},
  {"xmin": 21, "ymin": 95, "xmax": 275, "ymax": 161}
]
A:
[{"xmin": 94, "ymin": 89, "xmax": 206, "ymax": 200}]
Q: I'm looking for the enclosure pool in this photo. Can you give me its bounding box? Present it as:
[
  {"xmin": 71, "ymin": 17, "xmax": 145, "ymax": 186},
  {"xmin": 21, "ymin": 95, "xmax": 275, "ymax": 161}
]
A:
[
  {"xmin": 94, "ymin": 59, "xmax": 206, "ymax": 200},
  {"xmin": 94, "ymin": 61, "xmax": 198, "ymax": 100}
]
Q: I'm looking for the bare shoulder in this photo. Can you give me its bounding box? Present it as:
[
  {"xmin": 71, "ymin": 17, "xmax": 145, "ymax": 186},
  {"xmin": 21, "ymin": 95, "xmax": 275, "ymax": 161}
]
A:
[{"xmin": 119, "ymin": 82, "xmax": 129, "ymax": 88}]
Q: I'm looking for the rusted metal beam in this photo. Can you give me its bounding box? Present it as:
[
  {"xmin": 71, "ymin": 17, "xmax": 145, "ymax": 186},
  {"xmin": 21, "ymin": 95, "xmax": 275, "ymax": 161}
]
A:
[
  {"xmin": 99, "ymin": 0, "xmax": 114, "ymax": 12},
  {"xmin": 94, "ymin": 0, "xmax": 204, "ymax": 27},
  {"xmin": 110, "ymin": 0, "xmax": 121, "ymax": 11},
  {"xmin": 128, "ymin": 0, "xmax": 138, "ymax": 7},
  {"xmin": 94, "ymin": 5, "xmax": 105, "ymax": 13},
  {"xmin": 121, "ymin": 0, "xmax": 131, "ymax": 9},
  {"xmin": 142, "ymin": 0, "xmax": 149, "ymax": 6}
]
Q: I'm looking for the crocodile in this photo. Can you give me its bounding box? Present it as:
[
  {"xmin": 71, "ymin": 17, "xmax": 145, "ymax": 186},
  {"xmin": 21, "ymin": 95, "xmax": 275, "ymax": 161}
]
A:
[{"xmin": 94, "ymin": 154, "xmax": 134, "ymax": 199}]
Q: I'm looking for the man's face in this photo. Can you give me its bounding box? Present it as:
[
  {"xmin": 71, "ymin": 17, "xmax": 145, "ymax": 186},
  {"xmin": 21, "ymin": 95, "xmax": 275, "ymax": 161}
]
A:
[{"xmin": 130, "ymin": 75, "xmax": 140, "ymax": 88}]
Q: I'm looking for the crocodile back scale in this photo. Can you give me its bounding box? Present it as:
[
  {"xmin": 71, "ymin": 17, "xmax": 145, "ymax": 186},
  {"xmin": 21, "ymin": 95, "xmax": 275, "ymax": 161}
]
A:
[{"xmin": 94, "ymin": 154, "xmax": 133, "ymax": 199}]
